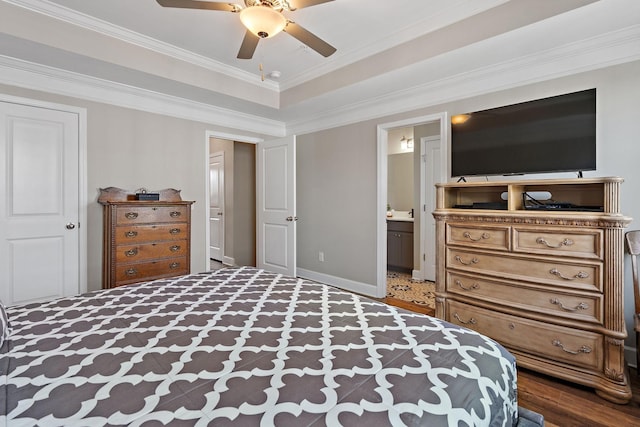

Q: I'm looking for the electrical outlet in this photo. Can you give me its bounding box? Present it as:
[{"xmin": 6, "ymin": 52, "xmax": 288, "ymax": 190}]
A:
[{"xmin": 319, "ymin": 251, "xmax": 324, "ymax": 262}]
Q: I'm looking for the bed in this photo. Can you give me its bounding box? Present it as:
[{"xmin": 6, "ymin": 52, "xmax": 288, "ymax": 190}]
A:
[{"xmin": 0, "ymin": 267, "xmax": 542, "ymax": 426}]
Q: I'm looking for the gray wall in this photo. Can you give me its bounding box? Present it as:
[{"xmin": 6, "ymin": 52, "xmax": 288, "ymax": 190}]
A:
[
  {"xmin": 297, "ymin": 124, "xmax": 377, "ymax": 284},
  {"xmin": 233, "ymin": 142, "xmax": 256, "ymax": 267}
]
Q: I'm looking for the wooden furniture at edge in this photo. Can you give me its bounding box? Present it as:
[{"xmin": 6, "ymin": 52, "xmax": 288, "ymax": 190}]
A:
[
  {"xmin": 433, "ymin": 177, "xmax": 632, "ymax": 403},
  {"xmin": 99, "ymin": 187, "xmax": 195, "ymax": 288}
]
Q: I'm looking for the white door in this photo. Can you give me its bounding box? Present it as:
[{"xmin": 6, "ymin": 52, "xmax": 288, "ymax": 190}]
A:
[
  {"xmin": 0, "ymin": 101, "xmax": 81, "ymax": 305},
  {"xmin": 420, "ymin": 136, "xmax": 441, "ymax": 282},
  {"xmin": 209, "ymin": 152, "xmax": 224, "ymax": 262},
  {"xmin": 256, "ymin": 136, "xmax": 296, "ymax": 276}
]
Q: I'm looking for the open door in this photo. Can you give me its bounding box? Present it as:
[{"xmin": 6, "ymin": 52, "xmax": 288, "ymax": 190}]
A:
[
  {"xmin": 209, "ymin": 152, "xmax": 224, "ymax": 262},
  {"xmin": 256, "ymin": 136, "xmax": 296, "ymax": 276},
  {"xmin": 420, "ymin": 136, "xmax": 441, "ymax": 281}
]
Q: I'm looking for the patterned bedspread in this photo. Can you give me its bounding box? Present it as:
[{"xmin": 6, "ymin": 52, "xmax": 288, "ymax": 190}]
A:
[{"xmin": 1, "ymin": 267, "xmax": 518, "ymax": 426}]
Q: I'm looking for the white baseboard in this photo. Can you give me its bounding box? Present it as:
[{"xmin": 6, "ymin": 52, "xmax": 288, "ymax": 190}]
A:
[
  {"xmin": 412, "ymin": 269, "xmax": 423, "ymax": 282},
  {"xmin": 222, "ymin": 256, "xmax": 235, "ymax": 266},
  {"xmin": 296, "ymin": 268, "xmax": 378, "ymax": 298}
]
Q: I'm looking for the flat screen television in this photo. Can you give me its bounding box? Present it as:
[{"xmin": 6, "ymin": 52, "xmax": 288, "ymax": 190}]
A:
[{"xmin": 451, "ymin": 89, "xmax": 596, "ymax": 177}]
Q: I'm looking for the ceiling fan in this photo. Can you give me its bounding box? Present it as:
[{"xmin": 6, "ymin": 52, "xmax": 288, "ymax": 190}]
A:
[{"xmin": 156, "ymin": 0, "xmax": 337, "ymax": 60}]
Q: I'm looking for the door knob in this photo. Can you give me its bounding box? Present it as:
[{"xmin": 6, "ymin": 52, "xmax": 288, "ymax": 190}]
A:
[
  {"xmin": 286, "ymin": 216, "xmax": 298, "ymax": 222},
  {"xmin": 66, "ymin": 222, "xmax": 76, "ymax": 230}
]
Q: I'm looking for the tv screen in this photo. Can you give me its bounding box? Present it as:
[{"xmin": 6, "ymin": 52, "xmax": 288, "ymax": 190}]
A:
[{"xmin": 451, "ymin": 89, "xmax": 596, "ymax": 177}]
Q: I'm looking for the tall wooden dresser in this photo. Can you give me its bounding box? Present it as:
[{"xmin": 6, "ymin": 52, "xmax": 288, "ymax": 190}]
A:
[
  {"xmin": 433, "ymin": 177, "xmax": 632, "ymax": 403},
  {"xmin": 99, "ymin": 187, "xmax": 194, "ymax": 288}
]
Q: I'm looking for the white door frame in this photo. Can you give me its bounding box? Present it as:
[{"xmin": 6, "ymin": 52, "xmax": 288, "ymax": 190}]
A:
[
  {"xmin": 376, "ymin": 112, "xmax": 448, "ymax": 297},
  {"xmin": 0, "ymin": 93, "xmax": 88, "ymax": 295}
]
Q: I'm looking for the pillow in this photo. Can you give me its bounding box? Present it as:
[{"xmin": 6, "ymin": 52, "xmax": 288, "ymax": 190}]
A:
[{"xmin": 0, "ymin": 299, "xmax": 10, "ymax": 349}]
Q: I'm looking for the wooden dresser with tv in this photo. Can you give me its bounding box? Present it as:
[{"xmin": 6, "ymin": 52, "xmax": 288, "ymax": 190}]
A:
[
  {"xmin": 433, "ymin": 177, "xmax": 632, "ymax": 403},
  {"xmin": 99, "ymin": 187, "xmax": 194, "ymax": 289}
]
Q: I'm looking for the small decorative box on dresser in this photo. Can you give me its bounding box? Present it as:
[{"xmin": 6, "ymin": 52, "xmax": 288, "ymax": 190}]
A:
[
  {"xmin": 433, "ymin": 177, "xmax": 632, "ymax": 403},
  {"xmin": 99, "ymin": 187, "xmax": 195, "ymax": 289}
]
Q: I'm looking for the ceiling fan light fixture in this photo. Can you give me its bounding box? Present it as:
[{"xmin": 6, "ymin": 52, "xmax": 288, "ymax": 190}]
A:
[{"xmin": 240, "ymin": 5, "xmax": 287, "ymax": 38}]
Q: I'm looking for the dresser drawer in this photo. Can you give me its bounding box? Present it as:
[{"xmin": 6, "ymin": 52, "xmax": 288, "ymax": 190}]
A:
[
  {"xmin": 446, "ymin": 272, "xmax": 602, "ymax": 324},
  {"xmin": 513, "ymin": 227, "xmax": 602, "ymax": 260},
  {"xmin": 116, "ymin": 240, "xmax": 188, "ymax": 263},
  {"xmin": 447, "ymin": 300, "xmax": 602, "ymax": 371},
  {"xmin": 446, "ymin": 223, "xmax": 510, "ymax": 251},
  {"xmin": 115, "ymin": 205, "xmax": 189, "ymax": 225},
  {"xmin": 446, "ymin": 248, "xmax": 602, "ymax": 292},
  {"xmin": 115, "ymin": 257, "xmax": 188, "ymax": 285},
  {"xmin": 114, "ymin": 224, "xmax": 188, "ymax": 244}
]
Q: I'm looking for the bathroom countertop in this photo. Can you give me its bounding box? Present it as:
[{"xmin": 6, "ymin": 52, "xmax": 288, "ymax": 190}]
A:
[{"xmin": 386, "ymin": 215, "xmax": 414, "ymax": 222}]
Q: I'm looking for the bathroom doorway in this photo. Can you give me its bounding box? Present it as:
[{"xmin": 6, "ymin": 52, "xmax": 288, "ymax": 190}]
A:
[
  {"xmin": 386, "ymin": 127, "xmax": 415, "ymax": 274},
  {"xmin": 376, "ymin": 113, "xmax": 448, "ymax": 299}
]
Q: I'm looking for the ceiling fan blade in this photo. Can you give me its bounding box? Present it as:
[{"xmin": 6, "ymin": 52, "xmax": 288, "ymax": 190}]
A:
[
  {"xmin": 237, "ymin": 30, "xmax": 260, "ymax": 59},
  {"xmin": 284, "ymin": 22, "xmax": 336, "ymax": 57},
  {"xmin": 290, "ymin": 0, "xmax": 334, "ymax": 9},
  {"xmin": 156, "ymin": 0, "xmax": 239, "ymax": 12}
]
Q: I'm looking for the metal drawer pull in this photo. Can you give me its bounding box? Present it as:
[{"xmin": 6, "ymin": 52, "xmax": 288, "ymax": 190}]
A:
[
  {"xmin": 169, "ymin": 211, "xmax": 182, "ymax": 218},
  {"xmin": 453, "ymin": 313, "xmax": 477, "ymax": 325},
  {"xmin": 124, "ymin": 248, "xmax": 138, "ymax": 257},
  {"xmin": 125, "ymin": 268, "xmax": 138, "ymax": 276},
  {"xmin": 463, "ymin": 231, "xmax": 490, "ymax": 242},
  {"xmin": 455, "ymin": 279, "xmax": 479, "ymax": 291},
  {"xmin": 125, "ymin": 231, "xmax": 138, "ymax": 238},
  {"xmin": 169, "ymin": 262, "xmax": 180, "ymax": 269},
  {"xmin": 536, "ymin": 237, "xmax": 574, "ymax": 248},
  {"xmin": 170, "ymin": 245, "xmax": 181, "ymax": 252},
  {"xmin": 552, "ymin": 339, "xmax": 592, "ymax": 355},
  {"xmin": 169, "ymin": 228, "xmax": 181, "ymax": 234},
  {"xmin": 549, "ymin": 268, "xmax": 589, "ymax": 281},
  {"xmin": 550, "ymin": 298, "xmax": 589, "ymax": 312},
  {"xmin": 125, "ymin": 212, "xmax": 138, "ymax": 219},
  {"xmin": 454, "ymin": 255, "xmax": 479, "ymax": 265}
]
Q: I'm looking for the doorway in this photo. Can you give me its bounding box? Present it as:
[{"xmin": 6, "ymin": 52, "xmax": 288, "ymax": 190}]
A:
[
  {"xmin": 207, "ymin": 135, "xmax": 257, "ymax": 268},
  {"xmin": 376, "ymin": 113, "xmax": 448, "ymax": 299},
  {"xmin": 205, "ymin": 132, "xmax": 297, "ymax": 276}
]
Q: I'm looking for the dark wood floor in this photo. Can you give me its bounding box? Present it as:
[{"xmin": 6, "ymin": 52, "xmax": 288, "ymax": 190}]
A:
[{"xmin": 383, "ymin": 298, "xmax": 640, "ymax": 426}]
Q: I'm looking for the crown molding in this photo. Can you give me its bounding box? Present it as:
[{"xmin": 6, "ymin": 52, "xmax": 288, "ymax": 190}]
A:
[
  {"xmin": 0, "ymin": 55, "xmax": 286, "ymax": 136},
  {"xmin": 0, "ymin": 22, "xmax": 637, "ymax": 138},
  {"xmin": 287, "ymin": 24, "xmax": 640, "ymax": 135},
  {"xmin": 3, "ymin": 0, "xmax": 279, "ymax": 91}
]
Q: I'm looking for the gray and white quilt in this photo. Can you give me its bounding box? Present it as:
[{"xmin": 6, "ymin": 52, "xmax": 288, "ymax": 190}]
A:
[{"xmin": 0, "ymin": 267, "xmax": 518, "ymax": 426}]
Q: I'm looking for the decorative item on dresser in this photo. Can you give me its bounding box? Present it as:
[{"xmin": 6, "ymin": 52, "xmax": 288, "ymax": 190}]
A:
[
  {"xmin": 433, "ymin": 177, "xmax": 633, "ymax": 404},
  {"xmin": 99, "ymin": 187, "xmax": 195, "ymax": 289}
]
